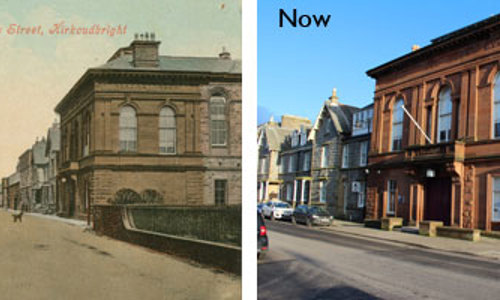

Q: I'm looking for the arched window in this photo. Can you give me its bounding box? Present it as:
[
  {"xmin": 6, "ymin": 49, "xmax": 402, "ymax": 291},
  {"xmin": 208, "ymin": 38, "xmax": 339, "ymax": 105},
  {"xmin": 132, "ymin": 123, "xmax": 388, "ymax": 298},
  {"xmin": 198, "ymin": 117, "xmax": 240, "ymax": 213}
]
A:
[
  {"xmin": 391, "ymin": 99, "xmax": 404, "ymax": 151},
  {"xmin": 210, "ymin": 96, "xmax": 227, "ymax": 146},
  {"xmin": 159, "ymin": 107, "xmax": 176, "ymax": 154},
  {"xmin": 437, "ymin": 87, "xmax": 452, "ymax": 142},
  {"xmin": 119, "ymin": 106, "xmax": 137, "ymax": 152},
  {"xmin": 494, "ymin": 73, "xmax": 500, "ymax": 138}
]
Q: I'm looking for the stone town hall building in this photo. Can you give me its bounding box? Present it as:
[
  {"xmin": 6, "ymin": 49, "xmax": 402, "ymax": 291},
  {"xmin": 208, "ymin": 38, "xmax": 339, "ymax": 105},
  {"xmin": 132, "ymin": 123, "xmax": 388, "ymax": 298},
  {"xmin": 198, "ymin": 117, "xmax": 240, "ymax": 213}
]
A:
[
  {"xmin": 366, "ymin": 14, "xmax": 500, "ymax": 231},
  {"xmin": 55, "ymin": 35, "xmax": 241, "ymax": 220}
]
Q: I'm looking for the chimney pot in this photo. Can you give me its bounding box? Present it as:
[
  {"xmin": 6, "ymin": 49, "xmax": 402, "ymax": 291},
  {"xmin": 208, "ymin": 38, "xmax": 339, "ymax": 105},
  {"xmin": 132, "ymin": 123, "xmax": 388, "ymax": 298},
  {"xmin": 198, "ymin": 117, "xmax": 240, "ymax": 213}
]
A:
[
  {"xmin": 330, "ymin": 87, "xmax": 339, "ymax": 105},
  {"xmin": 219, "ymin": 47, "xmax": 231, "ymax": 59}
]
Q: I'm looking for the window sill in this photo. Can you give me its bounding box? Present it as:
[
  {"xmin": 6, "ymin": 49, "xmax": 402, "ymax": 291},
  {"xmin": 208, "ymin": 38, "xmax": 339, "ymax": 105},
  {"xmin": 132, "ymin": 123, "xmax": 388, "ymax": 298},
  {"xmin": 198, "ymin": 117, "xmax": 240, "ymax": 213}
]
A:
[{"xmin": 211, "ymin": 145, "xmax": 228, "ymax": 149}]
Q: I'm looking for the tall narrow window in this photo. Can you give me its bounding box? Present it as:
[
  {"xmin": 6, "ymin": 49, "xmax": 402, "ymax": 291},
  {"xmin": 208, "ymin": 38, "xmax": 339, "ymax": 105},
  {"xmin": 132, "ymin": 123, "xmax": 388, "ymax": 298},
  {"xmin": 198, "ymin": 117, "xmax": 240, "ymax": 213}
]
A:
[
  {"xmin": 342, "ymin": 144, "xmax": 349, "ymax": 168},
  {"xmin": 437, "ymin": 87, "xmax": 452, "ymax": 142},
  {"xmin": 303, "ymin": 152, "xmax": 311, "ymax": 171},
  {"xmin": 83, "ymin": 114, "xmax": 90, "ymax": 157},
  {"xmin": 321, "ymin": 145, "xmax": 328, "ymax": 168},
  {"xmin": 319, "ymin": 181, "xmax": 327, "ymax": 203},
  {"xmin": 210, "ymin": 97, "xmax": 227, "ymax": 146},
  {"xmin": 391, "ymin": 99, "xmax": 404, "ymax": 151},
  {"xmin": 493, "ymin": 177, "xmax": 500, "ymax": 221},
  {"xmin": 214, "ymin": 180, "xmax": 227, "ymax": 205},
  {"xmin": 159, "ymin": 107, "xmax": 176, "ymax": 154},
  {"xmin": 360, "ymin": 141, "xmax": 368, "ymax": 167},
  {"xmin": 494, "ymin": 73, "xmax": 500, "ymax": 138},
  {"xmin": 387, "ymin": 180, "xmax": 396, "ymax": 214},
  {"xmin": 119, "ymin": 106, "xmax": 137, "ymax": 152}
]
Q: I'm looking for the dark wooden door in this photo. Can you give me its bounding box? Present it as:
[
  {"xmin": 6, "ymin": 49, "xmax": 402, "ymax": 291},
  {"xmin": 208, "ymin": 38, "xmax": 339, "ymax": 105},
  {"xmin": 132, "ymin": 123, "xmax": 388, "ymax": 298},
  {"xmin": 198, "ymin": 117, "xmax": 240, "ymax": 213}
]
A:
[{"xmin": 424, "ymin": 177, "xmax": 451, "ymax": 225}]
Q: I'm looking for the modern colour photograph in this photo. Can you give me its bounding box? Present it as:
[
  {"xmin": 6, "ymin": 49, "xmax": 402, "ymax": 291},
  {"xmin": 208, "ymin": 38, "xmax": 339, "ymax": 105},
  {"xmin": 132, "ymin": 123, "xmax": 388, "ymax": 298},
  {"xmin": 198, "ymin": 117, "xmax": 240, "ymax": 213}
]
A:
[{"xmin": 257, "ymin": 1, "xmax": 500, "ymax": 299}]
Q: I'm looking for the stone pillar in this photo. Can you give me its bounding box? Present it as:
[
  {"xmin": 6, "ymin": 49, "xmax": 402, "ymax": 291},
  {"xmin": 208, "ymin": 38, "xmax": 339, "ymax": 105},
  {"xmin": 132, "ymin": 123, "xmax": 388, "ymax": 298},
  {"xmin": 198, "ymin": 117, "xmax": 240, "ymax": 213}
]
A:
[
  {"xmin": 365, "ymin": 186, "xmax": 378, "ymax": 219},
  {"xmin": 463, "ymin": 165, "xmax": 475, "ymax": 229}
]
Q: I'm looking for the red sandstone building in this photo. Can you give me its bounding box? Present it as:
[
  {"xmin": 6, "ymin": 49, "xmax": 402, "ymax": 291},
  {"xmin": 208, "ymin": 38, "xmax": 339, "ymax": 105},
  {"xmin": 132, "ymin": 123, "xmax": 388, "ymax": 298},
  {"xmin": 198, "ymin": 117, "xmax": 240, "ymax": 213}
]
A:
[{"xmin": 366, "ymin": 14, "xmax": 500, "ymax": 230}]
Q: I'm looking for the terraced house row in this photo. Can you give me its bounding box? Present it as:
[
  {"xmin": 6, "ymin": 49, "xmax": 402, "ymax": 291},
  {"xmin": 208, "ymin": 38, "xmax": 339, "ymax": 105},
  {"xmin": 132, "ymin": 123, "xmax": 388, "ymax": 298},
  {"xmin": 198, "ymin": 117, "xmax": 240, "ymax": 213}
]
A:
[
  {"xmin": 257, "ymin": 93, "xmax": 373, "ymax": 222},
  {"xmin": 259, "ymin": 13, "xmax": 500, "ymax": 230}
]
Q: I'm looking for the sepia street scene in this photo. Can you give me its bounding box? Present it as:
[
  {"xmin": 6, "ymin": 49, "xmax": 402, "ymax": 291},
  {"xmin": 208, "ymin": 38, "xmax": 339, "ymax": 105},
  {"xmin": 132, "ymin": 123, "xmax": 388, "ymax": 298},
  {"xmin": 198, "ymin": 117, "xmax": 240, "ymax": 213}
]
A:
[{"xmin": 258, "ymin": 2, "xmax": 500, "ymax": 299}]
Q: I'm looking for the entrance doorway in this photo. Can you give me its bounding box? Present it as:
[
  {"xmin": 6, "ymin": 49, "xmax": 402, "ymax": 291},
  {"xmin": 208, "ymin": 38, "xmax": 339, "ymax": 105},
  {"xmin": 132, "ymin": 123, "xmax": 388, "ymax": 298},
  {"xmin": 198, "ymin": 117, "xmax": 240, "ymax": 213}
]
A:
[{"xmin": 424, "ymin": 177, "xmax": 451, "ymax": 225}]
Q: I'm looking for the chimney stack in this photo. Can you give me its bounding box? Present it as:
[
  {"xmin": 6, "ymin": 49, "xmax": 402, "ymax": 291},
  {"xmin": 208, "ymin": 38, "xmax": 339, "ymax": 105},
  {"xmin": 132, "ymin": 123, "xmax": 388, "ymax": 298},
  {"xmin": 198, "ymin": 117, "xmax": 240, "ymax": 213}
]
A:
[
  {"xmin": 131, "ymin": 32, "xmax": 161, "ymax": 68},
  {"xmin": 329, "ymin": 88, "xmax": 339, "ymax": 105},
  {"xmin": 219, "ymin": 46, "xmax": 231, "ymax": 60}
]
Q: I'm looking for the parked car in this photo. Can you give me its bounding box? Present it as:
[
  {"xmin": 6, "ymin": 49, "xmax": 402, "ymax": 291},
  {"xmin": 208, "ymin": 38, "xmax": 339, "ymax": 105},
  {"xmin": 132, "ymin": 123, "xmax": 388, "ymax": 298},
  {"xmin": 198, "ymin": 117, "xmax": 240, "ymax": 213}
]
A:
[
  {"xmin": 262, "ymin": 201, "xmax": 293, "ymax": 220},
  {"xmin": 257, "ymin": 202, "xmax": 265, "ymax": 216},
  {"xmin": 258, "ymin": 212, "xmax": 268, "ymax": 259},
  {"xmin": 292, "ymin": 205, "xmax": 333, "ymax": 227}
]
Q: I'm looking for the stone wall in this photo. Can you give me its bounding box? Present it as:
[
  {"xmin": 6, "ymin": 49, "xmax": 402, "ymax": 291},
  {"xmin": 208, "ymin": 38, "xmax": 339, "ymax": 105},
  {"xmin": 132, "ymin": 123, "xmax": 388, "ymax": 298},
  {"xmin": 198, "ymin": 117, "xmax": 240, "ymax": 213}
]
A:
[{"xmin": 93, "ymin": 205, "xmax": 241, "ymax": 274}]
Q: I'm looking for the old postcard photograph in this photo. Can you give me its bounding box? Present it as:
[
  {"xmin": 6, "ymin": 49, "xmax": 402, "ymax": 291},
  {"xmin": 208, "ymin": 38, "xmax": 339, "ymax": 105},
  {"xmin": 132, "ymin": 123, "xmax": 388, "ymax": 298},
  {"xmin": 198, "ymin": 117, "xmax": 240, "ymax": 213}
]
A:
[{"xmin": 0, "ymin": 1, "xmax": 242, "ymax": 299}]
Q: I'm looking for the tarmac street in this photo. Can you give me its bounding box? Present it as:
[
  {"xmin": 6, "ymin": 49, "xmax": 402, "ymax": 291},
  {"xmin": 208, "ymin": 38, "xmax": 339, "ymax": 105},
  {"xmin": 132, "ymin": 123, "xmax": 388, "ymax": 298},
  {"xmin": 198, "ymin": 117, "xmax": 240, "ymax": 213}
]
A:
[
  {"xmin": 0, "ymin": 210, "xmax": 240, "ymax": 300},
  {"xmin": 258, "ymin": 221, "xmax": 500, "ymax": 300}
]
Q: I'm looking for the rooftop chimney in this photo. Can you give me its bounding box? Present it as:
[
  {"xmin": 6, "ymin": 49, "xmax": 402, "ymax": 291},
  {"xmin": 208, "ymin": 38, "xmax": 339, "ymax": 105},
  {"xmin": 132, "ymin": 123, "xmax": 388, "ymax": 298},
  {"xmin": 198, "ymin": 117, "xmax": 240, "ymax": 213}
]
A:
[
  {"xmin": 131, "ymin": 32, "xmax": 161, "ymax": 68},
  {"xmin": 412, "ymin": 44, "xmax": 420, "ymax": 52},
  {"xmin": 219, "ymin": 46, "xmax": 231, "ymax": 60},
  {"xmin": 329, "ymin": 88, "xmax": 339, "ymax": 105}
]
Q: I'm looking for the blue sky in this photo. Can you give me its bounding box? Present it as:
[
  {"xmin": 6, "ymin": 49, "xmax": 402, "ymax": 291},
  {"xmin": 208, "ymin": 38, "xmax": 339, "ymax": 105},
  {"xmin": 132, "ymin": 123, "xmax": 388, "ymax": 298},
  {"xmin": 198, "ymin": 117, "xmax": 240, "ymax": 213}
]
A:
[{"xmin": 258, "ymin": 0, "xmax": 500, "ymax": 124}]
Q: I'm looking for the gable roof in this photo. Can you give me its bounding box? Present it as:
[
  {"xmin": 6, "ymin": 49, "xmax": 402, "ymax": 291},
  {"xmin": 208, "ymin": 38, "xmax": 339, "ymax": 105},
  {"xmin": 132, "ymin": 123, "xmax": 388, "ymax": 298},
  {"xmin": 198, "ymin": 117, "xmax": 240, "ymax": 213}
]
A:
[{"xmin": 309, "ymin": 101, "xmax": 359, "ymax": 140}]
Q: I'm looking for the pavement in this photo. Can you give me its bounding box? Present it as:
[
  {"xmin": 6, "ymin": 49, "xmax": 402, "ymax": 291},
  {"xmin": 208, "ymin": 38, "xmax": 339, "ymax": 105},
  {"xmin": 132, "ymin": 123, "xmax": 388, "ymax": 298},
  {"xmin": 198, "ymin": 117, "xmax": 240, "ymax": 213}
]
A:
[
  {"xmin": 0, "ymin": 209, "xmax": 240, "ymax": 300},
  {"xmin": 259, "ymin": 220, "xmax": 500, "ymax": 300},
  {"xmin": 321, "ymin": 219, "xmax": 500, "ymax": 260}
]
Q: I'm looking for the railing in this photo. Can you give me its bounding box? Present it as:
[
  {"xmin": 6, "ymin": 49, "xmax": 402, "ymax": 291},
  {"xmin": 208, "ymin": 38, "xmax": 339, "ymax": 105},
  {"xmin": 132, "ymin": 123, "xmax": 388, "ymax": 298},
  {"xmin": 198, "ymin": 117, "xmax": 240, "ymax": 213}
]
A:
[
  {"xmin": 404, "ymin": 141, "xmax": 465, "ymax": 162},
  {"xmin": 128, "ymin": 205, "xmax": 241, "ymax": 247}
]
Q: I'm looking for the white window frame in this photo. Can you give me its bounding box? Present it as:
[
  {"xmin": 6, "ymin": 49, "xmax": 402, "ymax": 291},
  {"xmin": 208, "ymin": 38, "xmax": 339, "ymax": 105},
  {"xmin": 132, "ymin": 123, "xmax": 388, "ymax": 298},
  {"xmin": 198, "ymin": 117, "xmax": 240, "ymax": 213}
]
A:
[
  {"xmin": 360, "ymin": 141, "xmax": 368, "ymax": 167},
  {"xmin": 303, "ymin": 152, "xmax": 311, "ymax": 171},
  {"xmin": 391, "ymin": 99, "xmax": 404, "ymax": 151},
  {"xmin": 357, "ymin": 181, "xmax": 366, "ymax": 208},
  {"xmin": 210, "ymin": 96, "xmax": 227, "ymax": 146},
  {"xmin": 319, "ymin": 181, "xmax": 327, "ymax": 203},
  {"xmin": 119, "ymin": 105, "xmax": 137, "ymax": 152},
  {"xmin": 437, "ymin": 87, "xmax": 452, "ymax": 143},
  {"xmin": 493, "ymin": 177, "xmax": 500, "ymax": 222},
  {"xmin": 159, "ymin": 106, "xmax": 176, "ymax": 154},
  {"xmin": 342, "ymin": 144, "xmax": 349, "ymax": 168},
  {"xmin": 288, "ymin": 155, "xmax": 295, "ymax": 173},
  {"xmin": 387, "ymin": 180, "xmax": 396, "ymax": 214},
  {"xmin": 286, "ymin": 183, "xmax": 293, "ymax": 201},
  {"xmin": 321, "ymin": 145, "xmax": 328, "ymax": 168},
  {"xmin": 493, "ymin": 73, "xmax": 500, "ymax": 139}
]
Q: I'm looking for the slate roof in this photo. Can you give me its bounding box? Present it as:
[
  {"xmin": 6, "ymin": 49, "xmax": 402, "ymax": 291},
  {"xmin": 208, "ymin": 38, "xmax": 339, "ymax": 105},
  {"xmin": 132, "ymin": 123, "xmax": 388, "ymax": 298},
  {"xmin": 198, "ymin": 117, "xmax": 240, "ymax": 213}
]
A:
[
  {"xmin": 309, "ymin": 101, "xmax": 360, "ymax": 141},
  {"xmin": 97, "ymin": 54, "xmax": 241, "ymax": 74},
  {"xmin": 264, "ymin": 127, "xmax": 295, "ymax": 151}
]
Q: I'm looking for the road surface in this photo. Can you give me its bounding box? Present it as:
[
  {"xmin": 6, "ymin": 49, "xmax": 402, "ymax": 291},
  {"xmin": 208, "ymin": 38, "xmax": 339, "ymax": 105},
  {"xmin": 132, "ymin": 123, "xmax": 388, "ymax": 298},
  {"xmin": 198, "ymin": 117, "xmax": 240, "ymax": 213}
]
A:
[
  {"xmin": 0, "ymin": 210, "xmax": 240, "ymax": 300},
  {"xmin": 259, "ymin": 220, "xmax": 500, "ymax": 300}
]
